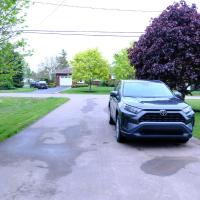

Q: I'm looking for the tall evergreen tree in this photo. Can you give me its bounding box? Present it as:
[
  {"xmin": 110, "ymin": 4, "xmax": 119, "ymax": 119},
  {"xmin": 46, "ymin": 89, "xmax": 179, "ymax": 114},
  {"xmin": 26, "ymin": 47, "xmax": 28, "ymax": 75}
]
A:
[{"xmin": 56, "ymin": 49, "xmax": 69, "ymax": 70}]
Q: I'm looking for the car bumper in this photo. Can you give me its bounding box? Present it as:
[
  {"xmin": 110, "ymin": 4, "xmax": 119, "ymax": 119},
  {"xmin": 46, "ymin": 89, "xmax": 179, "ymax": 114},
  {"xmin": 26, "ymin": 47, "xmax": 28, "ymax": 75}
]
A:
[
  {"xmin": 121, "ymin": 122, "xmax": 192, "ymax": 139},
  {"xmin": 120, "ymin": 113, "xmax": 193, "ymax": 139}
]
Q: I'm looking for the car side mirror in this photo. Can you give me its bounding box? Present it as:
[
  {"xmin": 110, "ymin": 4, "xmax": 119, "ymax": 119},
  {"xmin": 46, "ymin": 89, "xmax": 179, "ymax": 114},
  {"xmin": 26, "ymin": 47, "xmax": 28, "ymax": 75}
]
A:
[
  {"xmin": 110, "ymin": 91, "xmax": 119, "ymax": 98},
  {"xmin": 174, "ymin": 91, "xmax": 183, "ymax": 100}
]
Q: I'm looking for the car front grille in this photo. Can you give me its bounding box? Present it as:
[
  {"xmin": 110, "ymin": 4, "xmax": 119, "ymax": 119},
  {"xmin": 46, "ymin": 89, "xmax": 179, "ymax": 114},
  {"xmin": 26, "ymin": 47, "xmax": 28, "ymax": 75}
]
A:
[
  {"xmin": 139, "ymin": 128, "xmax": 184, "ymax": 135},
  {"xmin": 139, "ymin": 113, "xmax": 185, "ymax": 123}
]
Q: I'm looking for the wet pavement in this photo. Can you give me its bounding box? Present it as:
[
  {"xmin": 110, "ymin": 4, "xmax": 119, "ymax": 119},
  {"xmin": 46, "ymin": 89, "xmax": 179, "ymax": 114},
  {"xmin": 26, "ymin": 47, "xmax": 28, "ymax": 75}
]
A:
[{"xmin": 0, "ymin": 95, "xmax": 200, "ymax": 200}]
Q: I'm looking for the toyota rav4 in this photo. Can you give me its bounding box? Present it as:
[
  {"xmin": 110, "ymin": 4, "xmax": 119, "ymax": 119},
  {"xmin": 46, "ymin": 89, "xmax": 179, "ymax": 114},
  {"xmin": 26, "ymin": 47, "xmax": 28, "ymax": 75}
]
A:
[{"xmin": 108, "ymin": 80, "xmax": 195, "ymax": 143}]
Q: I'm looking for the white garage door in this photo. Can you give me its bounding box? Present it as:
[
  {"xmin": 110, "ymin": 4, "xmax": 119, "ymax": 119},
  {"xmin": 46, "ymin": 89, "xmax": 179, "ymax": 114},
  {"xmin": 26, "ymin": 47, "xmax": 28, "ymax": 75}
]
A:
[{"xmin": 60, "ymin": 76, "xmax": 72, "ymax": 86}]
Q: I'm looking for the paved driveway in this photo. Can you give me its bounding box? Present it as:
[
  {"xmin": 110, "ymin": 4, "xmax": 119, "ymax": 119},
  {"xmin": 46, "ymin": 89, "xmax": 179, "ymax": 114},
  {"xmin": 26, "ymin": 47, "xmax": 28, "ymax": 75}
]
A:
[{"xmin": 0, "ymin": 95, "xmax": 200, "ymax": 200}]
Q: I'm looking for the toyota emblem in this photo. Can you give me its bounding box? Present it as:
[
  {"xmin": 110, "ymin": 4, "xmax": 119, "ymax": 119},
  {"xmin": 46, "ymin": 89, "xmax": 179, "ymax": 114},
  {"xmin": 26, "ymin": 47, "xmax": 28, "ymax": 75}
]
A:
[{"xmin": 160, "ymin": 110, "xmax": 167, "ymax": 116}]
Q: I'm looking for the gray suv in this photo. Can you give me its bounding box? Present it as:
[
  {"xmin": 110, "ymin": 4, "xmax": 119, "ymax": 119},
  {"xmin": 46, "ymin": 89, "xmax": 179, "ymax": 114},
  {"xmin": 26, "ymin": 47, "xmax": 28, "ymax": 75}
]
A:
[{"xmin": 109, "ymin": 80, "xmax": 195, "ymax": 143}]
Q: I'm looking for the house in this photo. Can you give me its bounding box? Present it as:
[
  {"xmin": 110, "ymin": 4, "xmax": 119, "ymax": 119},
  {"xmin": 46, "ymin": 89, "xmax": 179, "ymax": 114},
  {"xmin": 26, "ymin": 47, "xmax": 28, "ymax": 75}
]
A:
[{"xmin": 55, "ymin": 68, "xmax": 72, "ymax": 87}]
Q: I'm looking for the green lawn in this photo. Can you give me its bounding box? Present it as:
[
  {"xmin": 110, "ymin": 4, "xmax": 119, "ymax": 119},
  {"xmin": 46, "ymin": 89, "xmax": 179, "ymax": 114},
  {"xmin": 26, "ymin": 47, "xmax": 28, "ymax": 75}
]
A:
[
  {"xmin": 0, "ymin": 88, "xmax": 36, "ymax": 93},
  {"xmin": 186, "ymin": 99, "xmax": 200, "ymax": 139},
  {"xmin": 186, "ymin": 99, "xmax": 200, "ymax": 112},
  {"xmin": 61, "ymin": 86, "xmax": 114, "ymax": 94},
  {"xmin": 191, "ymin": 91, "xmax": 200, "ymax": 96},
  {"xmin": 0, "ymin": 97, "xmax": 68, "ymax": 142}
]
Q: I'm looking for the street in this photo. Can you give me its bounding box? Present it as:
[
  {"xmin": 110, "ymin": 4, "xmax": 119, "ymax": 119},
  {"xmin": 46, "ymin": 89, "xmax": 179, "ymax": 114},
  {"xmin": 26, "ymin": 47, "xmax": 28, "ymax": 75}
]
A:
[
  {"xmin": 0, "ymin": 95, "xmax": 200, "ymax": 200},
  {"xmin": 31, "ymin": 87, "xmax": 69, "ymax": 94}
]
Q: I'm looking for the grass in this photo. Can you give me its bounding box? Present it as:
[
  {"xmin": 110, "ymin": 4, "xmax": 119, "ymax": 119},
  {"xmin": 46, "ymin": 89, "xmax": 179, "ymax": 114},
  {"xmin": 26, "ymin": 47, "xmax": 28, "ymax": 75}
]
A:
[
  {"xmin": 186, "ymin": 99, "xmax": 200, "ymax": 139},
  {"xmin": 191, "ymin": 90, "xmax": 200, "ymax": 96},
  {"xmin": 0, "ymin": 87, "xmax": 36, "ymax": 93},
  {"xmin": 186, "ymin": 99, "xmax": 200, "ymax": 112},
  {"xmin": 0, "ymin": 97, "xmax": 68, "ymax": 142},
  {"xmin": 61, "ymin": 86, "xmax": 114, "ymax": 94}
]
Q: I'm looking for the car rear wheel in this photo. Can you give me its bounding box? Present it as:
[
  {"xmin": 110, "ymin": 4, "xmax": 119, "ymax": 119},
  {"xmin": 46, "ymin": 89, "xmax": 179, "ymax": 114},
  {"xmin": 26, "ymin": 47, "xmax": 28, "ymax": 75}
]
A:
[{"xmin": 116, "ymin": 116, "xmax": 125, "ymax": 143}]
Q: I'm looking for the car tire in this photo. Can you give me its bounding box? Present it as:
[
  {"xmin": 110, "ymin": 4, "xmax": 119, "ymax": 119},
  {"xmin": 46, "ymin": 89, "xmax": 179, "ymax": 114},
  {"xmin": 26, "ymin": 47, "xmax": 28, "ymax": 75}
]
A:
[
  {"xmin": 116, "ymin": 116, "xmax": 125, "ymax": 143},
  {"xmin": 109, "ymin": 108, "xmax": 115, "ymax": 125},
  {"xmin": 176, "ymin": 138, "xmax": 189, "ymax": 144}
]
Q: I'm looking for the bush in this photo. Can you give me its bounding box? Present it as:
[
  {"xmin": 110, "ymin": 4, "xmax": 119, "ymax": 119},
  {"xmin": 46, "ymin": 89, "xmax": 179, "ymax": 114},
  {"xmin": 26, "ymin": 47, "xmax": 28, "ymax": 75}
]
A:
[
  {"xmin": 48, "ymin": 82, "xmax": 56, "ymax": 88},
  {"xmin": 104, "ymin": 80, "xmax": 118, "ymax": 87},
  {"xmin": 72, "ymin": 83, "xmax": 89, "ymax": 88},
  {"xmin": 0, "ymin": 75, "xmax": 14, "ymax": 89}
]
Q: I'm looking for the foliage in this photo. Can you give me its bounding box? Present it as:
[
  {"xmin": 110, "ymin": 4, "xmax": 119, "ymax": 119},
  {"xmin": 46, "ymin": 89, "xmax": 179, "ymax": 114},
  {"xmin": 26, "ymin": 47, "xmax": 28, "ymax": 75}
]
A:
[
  {"xmin": 24, "ymin": 65, "xmax": 37, "ymax": 80},
  {"xmin": 0, "ymin": 0, "xmax": 30, "ymax": 89},
  {"xmin": 12, "ymin": 52, "xmax": 27, "ymax": 88},
  {"xmin": 72, "ymin": 83, "xmax": 89, "ymax": 88},
  {"xmin": 128, "ymin": 1, "xmax": 200, "ymax": 97},
  {"xmin": 56, "ymin": 49, "xmax": 69, "ymax": 69},
  {"xmin": 48, "ymin": 82, "xmax": 56, "ymax": 88},
  {"xmin": 0, "ymin": 0, "xmax": 30, "ymax": 45},
  {"xmin": 37, "ymin": 50, "xmax": 69, "ymax": 81},
  {"xmin": 71, "ymin": 48, "xmax": 110, "ymax": 90},
  {"xmin": 0, "ymin": 43, "xmax": 15, "ymax": 89},
  {"xmin": 0, "ymin": 43, "xmax": 28, "ymax": 89},
  {"xmin": 37, "ymin": 56, "xmax": 57, "ymax": 81},
  {"xmin": 113, "ymin": 48, "xmax": 135, "ymax": 80}
]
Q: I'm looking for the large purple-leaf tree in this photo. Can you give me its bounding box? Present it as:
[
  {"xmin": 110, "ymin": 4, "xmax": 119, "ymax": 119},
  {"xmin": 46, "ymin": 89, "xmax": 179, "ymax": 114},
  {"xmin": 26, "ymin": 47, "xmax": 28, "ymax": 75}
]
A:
[{"xmin": 128, "ymin": 1, "xmax": 200, "ymax": 97}]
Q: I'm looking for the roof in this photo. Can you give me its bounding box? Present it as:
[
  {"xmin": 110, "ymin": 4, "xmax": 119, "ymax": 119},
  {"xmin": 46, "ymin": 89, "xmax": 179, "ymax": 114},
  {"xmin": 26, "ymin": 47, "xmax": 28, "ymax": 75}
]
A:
[{"xmin": 55, "ymin": 68, "xmax": 72, "ymax": 74}]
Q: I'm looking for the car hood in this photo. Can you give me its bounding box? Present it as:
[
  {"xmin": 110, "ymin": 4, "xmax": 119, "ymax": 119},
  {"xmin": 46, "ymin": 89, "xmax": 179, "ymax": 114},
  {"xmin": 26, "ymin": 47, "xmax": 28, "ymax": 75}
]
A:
[{"xmin": 122, "ymin": 97, "xmax": 188, "ymax": 110}]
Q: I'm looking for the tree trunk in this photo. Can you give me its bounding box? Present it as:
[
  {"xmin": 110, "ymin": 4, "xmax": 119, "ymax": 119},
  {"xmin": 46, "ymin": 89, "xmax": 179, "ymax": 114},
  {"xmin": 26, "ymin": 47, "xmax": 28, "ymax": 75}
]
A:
[{"xmin": 89, "ymin": 79, "xmax": 92, "ymax": 91}]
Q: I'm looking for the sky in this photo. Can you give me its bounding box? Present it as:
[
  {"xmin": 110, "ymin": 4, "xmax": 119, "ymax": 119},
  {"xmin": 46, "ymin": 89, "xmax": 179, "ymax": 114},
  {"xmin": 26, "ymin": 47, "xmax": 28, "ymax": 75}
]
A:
[{"xmin": 22, "ymin": 0, "xmax": 200, "ymax": 71}]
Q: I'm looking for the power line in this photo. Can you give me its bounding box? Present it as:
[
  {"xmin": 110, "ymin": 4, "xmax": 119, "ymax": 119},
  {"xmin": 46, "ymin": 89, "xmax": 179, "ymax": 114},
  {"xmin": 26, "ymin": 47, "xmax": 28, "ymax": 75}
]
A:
[
  {"xmin": 33, "ymin": 1, "xmax": 161, "ymax": 13},
  {"xmin": 21, "ymin": 31, "xmax": 141, "ymax": 38},
  {"xmin": 21, "ymin": 29, "xmax": 145, "ymax": 34},
  {"xmin": 38, "ymin": 0, "xmax": 66, "ymax": 25}
]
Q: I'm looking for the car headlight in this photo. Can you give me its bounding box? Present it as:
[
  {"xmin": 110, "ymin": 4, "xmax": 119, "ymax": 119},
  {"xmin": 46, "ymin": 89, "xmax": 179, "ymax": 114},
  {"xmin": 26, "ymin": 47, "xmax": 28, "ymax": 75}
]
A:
[
  {"xmin": 124, "ymin": 104, "xmax": 142, "ymax": 114},
  {"xmin": 183, "ymin": 106, "xmax": 192, "ymax": 114}
]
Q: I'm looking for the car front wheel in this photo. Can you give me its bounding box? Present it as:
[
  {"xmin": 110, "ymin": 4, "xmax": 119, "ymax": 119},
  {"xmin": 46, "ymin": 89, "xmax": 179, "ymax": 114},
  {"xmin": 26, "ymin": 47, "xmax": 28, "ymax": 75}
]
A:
[
  {"xmin": 176, "ymin": 138, "xmax": 189, "ymax": 144},
  {"xmin": 116, "ymin": 116, "xmax": 125, "ymax": 143}
]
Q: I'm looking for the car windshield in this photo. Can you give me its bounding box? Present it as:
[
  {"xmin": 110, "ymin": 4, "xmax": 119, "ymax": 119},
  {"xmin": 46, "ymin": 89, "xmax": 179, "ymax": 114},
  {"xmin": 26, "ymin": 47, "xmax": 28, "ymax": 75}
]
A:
[{"xmin": 123, "ymin": 82, "xmax": 173, "ymax": 98}]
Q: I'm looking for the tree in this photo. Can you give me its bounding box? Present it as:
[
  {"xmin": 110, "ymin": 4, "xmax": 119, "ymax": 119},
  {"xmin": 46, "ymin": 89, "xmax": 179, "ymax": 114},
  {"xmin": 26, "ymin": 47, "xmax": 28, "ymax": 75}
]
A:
[
  {"xmin": 0, "ymin": 0, "xmax": 29, "ymax": 45},
  {"xmin": 56, "ymin": 49, "xmax": 69, "ymax": 70},
  {"xmin": 0, "ymin": 43, "xmax": 28, "ymax": 89},
  {"xmin": 0, "ymin": 0, "xmax": 30, "ymax": 89},
  {"xmin": 37, "ymin": 57, "xmax": 58, "ymax": 81},
  {"xmin": 24, "ymin": 65, "xmax": 36, "ymax": 80},
  {"xmin": 128, "ymin": 1, "xmax": 200, "ymax": 98},
  {"xmin": 0, "ymin": 43, "xmax": 15, "ymax": 89},
  {"xmin": 113, "ymin": 48, "xmax": 135, "ymax": 80},
  {"xmin": 12, "ymin": 52, "xmax": 27, "ymax": 88},
  {"xmin": 71, "ymin": 48, "xmax": 110, "ymax": 91}
]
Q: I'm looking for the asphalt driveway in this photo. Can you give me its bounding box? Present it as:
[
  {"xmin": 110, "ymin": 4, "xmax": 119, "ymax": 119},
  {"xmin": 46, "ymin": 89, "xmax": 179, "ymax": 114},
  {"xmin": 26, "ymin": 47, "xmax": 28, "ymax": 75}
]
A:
[{"xmin": 0, "ymin": 95, "xmax": 200, "ymax": 200}]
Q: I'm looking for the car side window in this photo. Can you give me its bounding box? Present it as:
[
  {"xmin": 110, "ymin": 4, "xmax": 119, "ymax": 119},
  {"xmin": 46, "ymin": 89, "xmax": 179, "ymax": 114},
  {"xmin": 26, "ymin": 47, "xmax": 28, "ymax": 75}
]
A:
[
  {"xmin": 115, "ymin": 82, "xmax": 121, "ymax": 92},
  {"xmin": 115, "ymin": 82, "xmax": 121, "ymax": 97}
]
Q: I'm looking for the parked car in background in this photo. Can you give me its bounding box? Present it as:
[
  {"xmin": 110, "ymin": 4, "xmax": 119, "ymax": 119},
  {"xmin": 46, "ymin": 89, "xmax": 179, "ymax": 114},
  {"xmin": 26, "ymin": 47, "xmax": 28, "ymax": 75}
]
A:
[
  {"xmin": 30, "ymin": 81, "xmax": 37, "ymax": 88},
  {"xmin": 36, "ymin": 81, "xmax": 48, "ymax": 89},
  {"xmin": 109, "ymin": 80, "xmax": 195, "ymax": 143}
]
